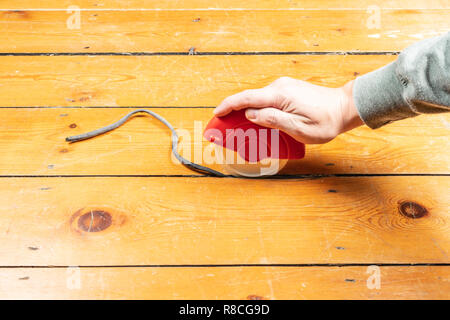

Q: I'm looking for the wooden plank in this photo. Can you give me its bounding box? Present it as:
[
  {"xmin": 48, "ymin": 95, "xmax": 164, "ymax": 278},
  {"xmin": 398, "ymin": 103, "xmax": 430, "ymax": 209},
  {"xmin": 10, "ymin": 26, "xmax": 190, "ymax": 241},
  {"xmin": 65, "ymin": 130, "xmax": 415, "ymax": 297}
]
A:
[
  {"xmin": 0, "ymin": 176, "xmax": 448, "ymax": 266},
  {"xmin": 2, "ymin": 0, "xmax": 448, "ymax": 10},
  {"xmin": 0, "ymin": 10, "xmax": 448, "ymax": 53},
  {"xmin": 0, "ymin": 108, "xmax": 449, "ymax": 175},
  {"xmin": 0, "ymin": 55, "xmax": 396, "ymax": 107},
  {"xmin": 0, "ymin": 266, "xmax": 448, "ymax": 299}
]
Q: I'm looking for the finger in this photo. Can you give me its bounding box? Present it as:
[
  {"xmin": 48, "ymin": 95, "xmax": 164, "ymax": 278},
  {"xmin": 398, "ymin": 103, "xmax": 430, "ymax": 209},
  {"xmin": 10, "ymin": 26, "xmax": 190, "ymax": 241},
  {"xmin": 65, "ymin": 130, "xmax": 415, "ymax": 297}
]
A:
[
  {"xmin": 213, "ymin": 87, "xmax": 278, "ymax": 116},
  {"xmin": 245, "ymin": 107, "xmax": 307, "ymax": 142}
]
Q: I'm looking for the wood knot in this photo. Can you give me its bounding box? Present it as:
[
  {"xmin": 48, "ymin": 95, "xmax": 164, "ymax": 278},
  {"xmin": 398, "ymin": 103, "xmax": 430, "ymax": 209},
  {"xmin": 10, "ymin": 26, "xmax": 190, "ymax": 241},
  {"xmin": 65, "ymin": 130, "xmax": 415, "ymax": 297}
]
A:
[
  {"xmin": 398, "ymin": 201, "xmax": 428, "ymax": 219},
  {"xmin": 69, "ymin": 123, "xmax": 77, "ymax": 128},
  {"xmin": 69, "ymin": 207, "xmax": 127, "ymax": 235},
  {"xmin": 247, "ymin": 295, "xmax": 264, "ymax": 300},
  {"xmin": 78, "ymin": 210, "xmax": 112, "ymax": 232}
]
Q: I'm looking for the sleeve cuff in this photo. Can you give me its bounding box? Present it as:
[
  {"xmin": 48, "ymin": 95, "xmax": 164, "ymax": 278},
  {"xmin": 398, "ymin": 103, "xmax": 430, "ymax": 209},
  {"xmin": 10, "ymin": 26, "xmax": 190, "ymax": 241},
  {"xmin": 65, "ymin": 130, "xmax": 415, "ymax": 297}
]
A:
[{"xmin": 353, "ymin": 61, "xmax": 415, "ymax": 129}]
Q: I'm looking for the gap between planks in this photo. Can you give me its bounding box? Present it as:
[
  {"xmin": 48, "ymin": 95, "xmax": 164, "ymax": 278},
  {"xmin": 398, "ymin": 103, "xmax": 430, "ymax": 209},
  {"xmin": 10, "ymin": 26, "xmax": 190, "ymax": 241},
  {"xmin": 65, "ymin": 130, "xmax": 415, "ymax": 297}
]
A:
[
  {"xmin": 0, "ymin": 174, "xmax": 448, "ymax": 178},
  {"xmin": 1, "ymin": 263, "xmax": 449, "ymax": 268},
  {"xmin": 0, "ymin": 52, "xmax": 400, "ymax": 56}
]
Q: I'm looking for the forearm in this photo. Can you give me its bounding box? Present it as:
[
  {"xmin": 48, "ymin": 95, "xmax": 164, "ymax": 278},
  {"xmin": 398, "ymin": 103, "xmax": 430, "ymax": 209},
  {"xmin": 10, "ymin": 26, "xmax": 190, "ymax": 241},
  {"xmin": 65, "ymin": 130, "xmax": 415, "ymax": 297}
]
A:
[{"xmin": 353, "ymin": 32, "xmax": 450, "ymax": 129}]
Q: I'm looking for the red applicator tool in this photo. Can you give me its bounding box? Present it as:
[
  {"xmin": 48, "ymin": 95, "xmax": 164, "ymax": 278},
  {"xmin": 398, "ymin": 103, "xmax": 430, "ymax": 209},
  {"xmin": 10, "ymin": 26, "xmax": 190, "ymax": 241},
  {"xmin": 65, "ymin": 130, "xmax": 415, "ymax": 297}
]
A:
[{"xmin": 203, "ymin": 109, "xmax": 305, "ymax": 177}]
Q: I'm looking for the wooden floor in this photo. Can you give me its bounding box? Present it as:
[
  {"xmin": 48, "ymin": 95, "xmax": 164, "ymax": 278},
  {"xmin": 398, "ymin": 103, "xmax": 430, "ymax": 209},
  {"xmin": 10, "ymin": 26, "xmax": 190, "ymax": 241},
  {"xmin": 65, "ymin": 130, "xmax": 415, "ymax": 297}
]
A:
[{"xmin": 0, "ymin": 0, "xmax": 449, "ymax": 299}]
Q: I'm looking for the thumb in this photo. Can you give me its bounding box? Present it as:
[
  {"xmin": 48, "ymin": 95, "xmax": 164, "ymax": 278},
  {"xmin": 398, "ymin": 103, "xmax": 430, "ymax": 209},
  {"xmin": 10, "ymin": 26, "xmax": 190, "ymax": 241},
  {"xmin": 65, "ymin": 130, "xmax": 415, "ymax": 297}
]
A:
[{"xmin": 245, "ymin": 107, "xmax": 300, "ymax": 136}]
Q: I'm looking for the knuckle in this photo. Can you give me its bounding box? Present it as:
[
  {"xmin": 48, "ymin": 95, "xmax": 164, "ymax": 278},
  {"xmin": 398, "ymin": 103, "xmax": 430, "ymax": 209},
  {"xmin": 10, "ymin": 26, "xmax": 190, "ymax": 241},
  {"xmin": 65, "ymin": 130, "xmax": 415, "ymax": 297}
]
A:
[
  {"xmin": 241, "ymin": 96, "xmax": 251, "ymax": 106},
  {"xmin": 240, "ymin": 90, "xmax": 254, "ymax": 104},
  {"xmin": 275, "ymin": 76, "xmax": 292, "ymax": 85},
  {"xmin": 273, "ymin": 91, "xmax": 286, "ymax": 105},
  {"xmin": 222, "ymin": 96, "xmax": 232, "ymax": 105},
  {"xmin": 264, "ymin": 109, "xmax": 278, "ymax": 126},
  {"xmin": 270, "ymin": 77, "xmax": 293, "ymax": 90},
  {"xmin": 222, "ymin": 98, "xmax": 235, "ymax": 109}
]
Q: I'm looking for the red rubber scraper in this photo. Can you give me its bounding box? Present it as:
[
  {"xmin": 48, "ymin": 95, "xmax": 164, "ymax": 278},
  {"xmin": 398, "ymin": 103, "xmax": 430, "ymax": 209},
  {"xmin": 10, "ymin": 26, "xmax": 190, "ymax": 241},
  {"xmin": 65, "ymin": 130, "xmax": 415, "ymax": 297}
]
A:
[{"xmin": 203, "ymin": 109, "xmax": 305, "ymax": 177}]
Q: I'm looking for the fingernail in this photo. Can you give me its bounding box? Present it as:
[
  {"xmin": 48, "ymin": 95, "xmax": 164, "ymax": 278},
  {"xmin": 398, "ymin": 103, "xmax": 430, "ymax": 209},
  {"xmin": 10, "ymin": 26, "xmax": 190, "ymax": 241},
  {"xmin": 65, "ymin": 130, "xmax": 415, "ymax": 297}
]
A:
[{"xmin": 245, "ymin": 109, "xmax": 257, "ymax": 120}]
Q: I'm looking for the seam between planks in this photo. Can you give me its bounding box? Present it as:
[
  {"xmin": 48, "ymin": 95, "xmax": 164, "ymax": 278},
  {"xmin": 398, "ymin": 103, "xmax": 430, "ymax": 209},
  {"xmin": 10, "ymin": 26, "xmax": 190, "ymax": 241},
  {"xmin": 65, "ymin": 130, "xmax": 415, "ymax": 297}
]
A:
[
  {"xmin": 0, "ymin": 263, "xmax": 449, "ymax": 268},
  {"xmin": 0, "ymin": 174, "xmax": 448, "ymax": 178},
  {"xmin": 0, "ymin": 52, "xmax": 400, "ymax": 56}
]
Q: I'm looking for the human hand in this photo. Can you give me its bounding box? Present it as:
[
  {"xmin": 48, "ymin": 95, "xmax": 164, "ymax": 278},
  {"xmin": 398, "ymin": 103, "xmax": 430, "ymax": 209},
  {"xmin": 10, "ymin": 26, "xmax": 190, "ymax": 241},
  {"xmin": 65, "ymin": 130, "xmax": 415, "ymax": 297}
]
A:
[{"xmin": 213, "ymin": 77, "xmax": 363, "ymax": 144}]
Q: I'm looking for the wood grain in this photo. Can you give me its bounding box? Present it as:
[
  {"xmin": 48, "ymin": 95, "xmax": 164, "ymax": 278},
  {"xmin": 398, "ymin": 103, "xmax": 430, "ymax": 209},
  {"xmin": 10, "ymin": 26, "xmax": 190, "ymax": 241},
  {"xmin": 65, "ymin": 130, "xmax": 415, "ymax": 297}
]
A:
[
  {"xmin": 0, "ymin": 176, "xmax": 448, "ymax": 266},
  {"xmin": 0, "ymin": 55, "xmax": 396, "ymax": 107},
  {"xmin": 1, "ymin": 10, "xmax": 448, "ymax": 53},
  {"xmin": 1, "ymin": 0, "xmax": 449, "ymax": 300},
  {"xmin": 0, "ymin": 266, "xmax": 448, "ymax": 299},
  {"xmin": 0, "ymin": 108, "xmax": 448, "ymax": 175},
  {"xmin": 3, "ymin": 0, "xmax": 448, "ymax": 10}
]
